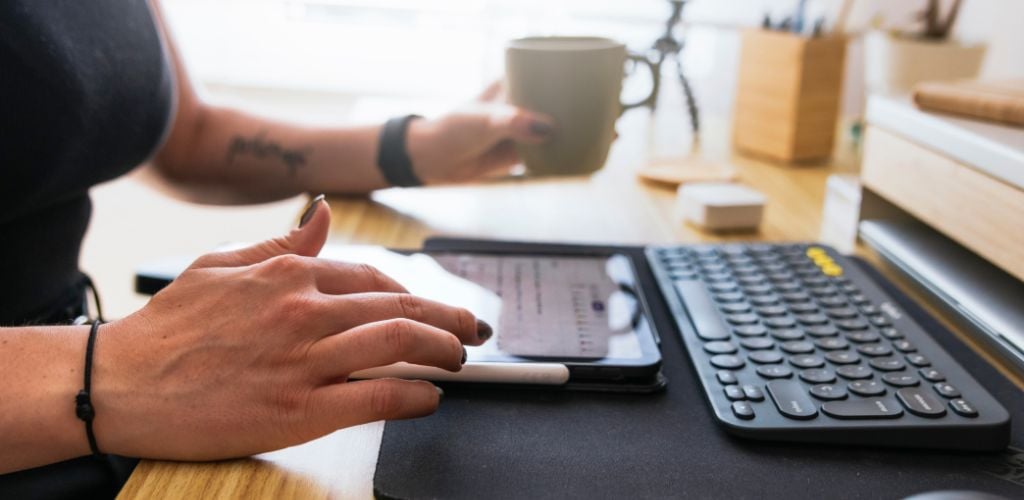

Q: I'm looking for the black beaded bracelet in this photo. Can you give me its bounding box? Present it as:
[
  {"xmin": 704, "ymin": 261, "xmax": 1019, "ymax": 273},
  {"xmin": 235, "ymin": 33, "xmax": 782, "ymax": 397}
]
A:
[
  {"xmin": 377, "ymin": 115, "xmax": 423, "ymax": 187},
  {"xmin": 75, "ymin": 319, "xmax": 103, "ymax": 456}
]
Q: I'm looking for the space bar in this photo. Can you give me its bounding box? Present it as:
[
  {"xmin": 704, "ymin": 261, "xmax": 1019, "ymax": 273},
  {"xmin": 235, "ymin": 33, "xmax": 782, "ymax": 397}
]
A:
[{"xmin": 674, "ymin": 281, "xmax": 731, "ymax": 341}]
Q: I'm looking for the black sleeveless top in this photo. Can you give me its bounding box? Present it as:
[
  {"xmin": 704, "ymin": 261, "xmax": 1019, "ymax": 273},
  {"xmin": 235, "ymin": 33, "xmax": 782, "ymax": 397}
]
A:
[{"xmin": 0, "ymin": 0, "xmax": 174, "ymax": 325}]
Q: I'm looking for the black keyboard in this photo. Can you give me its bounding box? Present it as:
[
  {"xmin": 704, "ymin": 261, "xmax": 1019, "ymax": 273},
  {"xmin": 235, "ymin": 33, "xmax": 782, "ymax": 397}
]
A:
[{"xmin": 646, "ymin": 243, "xmax": 1010, "ymax": 451}]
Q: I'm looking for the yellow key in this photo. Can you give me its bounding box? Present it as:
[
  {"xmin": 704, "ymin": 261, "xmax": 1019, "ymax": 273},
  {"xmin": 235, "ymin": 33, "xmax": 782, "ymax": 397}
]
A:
[
  {"xmin": 806, "ymin": 247, "xmax": 826, "ymax": 257},
  {"xmin": 822, "ymin": 264, "xmax": 843, "ymax": 276},
  {"xmin": 812, "ymin": 255, "xmax": 833, "ymax": 266}
]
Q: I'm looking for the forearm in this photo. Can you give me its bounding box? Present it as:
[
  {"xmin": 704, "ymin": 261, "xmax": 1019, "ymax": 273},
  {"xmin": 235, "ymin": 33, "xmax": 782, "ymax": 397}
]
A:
[
  {"xmin": 0, "ymin": 325, "xmax": 92, "ymax": 473},
  {"xmin": 152, "ymin": 105, "xmax": 390, "ymax": 203}
]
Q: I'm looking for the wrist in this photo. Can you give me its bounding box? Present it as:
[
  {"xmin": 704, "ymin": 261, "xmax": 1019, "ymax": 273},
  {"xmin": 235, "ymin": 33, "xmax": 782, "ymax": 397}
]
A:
[{"xmin": 405, "ymin": 118, "xmax": 438, "ymax": 184}]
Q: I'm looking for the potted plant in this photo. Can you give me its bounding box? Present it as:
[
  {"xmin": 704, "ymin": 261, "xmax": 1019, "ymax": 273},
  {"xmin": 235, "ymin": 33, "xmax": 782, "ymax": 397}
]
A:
[{"xmin": 864, "ymin": 0, "xmax": 986, "ymax": 96}]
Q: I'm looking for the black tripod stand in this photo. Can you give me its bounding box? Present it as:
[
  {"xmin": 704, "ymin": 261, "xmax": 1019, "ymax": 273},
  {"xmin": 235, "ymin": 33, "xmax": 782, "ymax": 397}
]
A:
[{"xmin": 648, "ymin": 0, "xmax": 700, "ymax": 137}]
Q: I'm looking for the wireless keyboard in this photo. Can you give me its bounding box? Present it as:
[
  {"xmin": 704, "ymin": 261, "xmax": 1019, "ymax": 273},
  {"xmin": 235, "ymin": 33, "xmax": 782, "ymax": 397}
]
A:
[{"xmin": 646, "ymin": 243, "xmax": 1010, "ymax": 451}]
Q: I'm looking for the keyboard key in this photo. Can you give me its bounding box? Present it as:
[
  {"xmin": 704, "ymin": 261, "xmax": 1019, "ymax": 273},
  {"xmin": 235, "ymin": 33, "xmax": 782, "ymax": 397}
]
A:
[
  {"xmin": 742, "ymin": 385, "xmax": 765, "ymax": 401},
  {"xmin": 859, "ymin": 304, "xmax": 880, "ymax": 315},
  {"xmin": 857, "ymin": 344, "xmax": 893, "ymax": 357},
  {"xmin": 796, "ymin": 313, "xmax": 829, "ymax": 325},
  {"xmin": 893, "ymin": 340, "xmax": 917, "ymax": 353},
  {"xmin": 815, "ymin": 337, "xmax": 849, "ymax": 350},
  {"xmin": 934, "ymin": 382, "xmax": 961, "ymax": 398},
  {"xmin": 740, "ymin": 338, "xmax": 774, "ymax": 350},
  {"xmin": 821, "ymin": 398, "xmax": 904, "ymax": 419},
  {"xmin": 709, "ymin": 282, "xmax": 737, "ymax": 293},
  {"xmin": 809, "ymin": 383, "xmax": 847, "ymax": 401},
  {"xmin": 716, "ymin": 370, "xmax": 737, "ymax": 385},
  {"xmin": 880, "ymin": 372, "xmax": 921, "ymax": 389},
  {"xmin": 766, "ymin": 317, "xmax": 799, "ymax": 330},
  {"xmin": 919, "ymin": 368, "xmax": 945, "ymax": 382},
  {"xmin": 906, "ymin": 353, "xmax": 931, "ymax": 367},
  {"xmin": 734, "ymin": 324, "xmax": 768, "ymax": 337},
  {"xmin": 836, "ymin": 318, "xmax": 869, "ymax": 331},
  {"xmin": 744, "ymin": 284, "xmax": 774, "ymax": 295},
  {"xmin": 749, "ymin": 351, "xmax": 784, "ymax": 364},
  {"xmin": 769, "ymin": 329, "xmax": 804, "ymax": 341},
  {"xmin": 780, "ymin": 341, "xmax": 814, "ymax": 354},
  {"xmin": 757, "ymin": 365, "xmax": 794, "ymax": 379},
  {"xmin": 704, "ymin": 341, "xmax": 738, "ymax": 355},
  {"xmin": 809, "ymin": 286, "xmax": 838, "ymax": 297},
  {"xmin": 799, "ymin": 369, "xmax": 836, "ymax": 384},
  {"xmin": 788, "ymin": 302, "xmax": 819, "ymax": 314},
  {"xmin": 767, "ymin": 381, "xmax": 818, "ymax": 420},
  {"xmin": 675, "ymin": 281, "xmax": 732, "ymax": 341},
  {"xmin": 868, "ymin": 315, "xmax": 891, "ymax": 327},
  {"xmin": 781, "ymin": 292, "xmax": 812, "ymax": 303},
  {"xmin": 725, "ymin": 385, "xmax": 746, "ymax": 401},
  {"xmin": 805, "ymin": 324, "xmax": 839, "ymax": 337},
  {"xmin": 756, "ymin": 305, "xmax": 788, "ymax": 317},
  {"xmin": 773, "ymin": 282, "xmax": 802, "ymax": 293},
  {"xmin": 825, "ymin": 307, "xmax": 859, "ymax": 319},
  {"xmin": 719, "ymin": 302, "xmax": 752, "ymax": 314},
  {"xmin": 731, "ymin": 401, "xmax": 755, "ymax": 420},
  {"xmin": 710, "ymin": 354, "xmax": 745, "ymax": 370},
  {"xmin": 879, "ymin": 327, "xmax": 903, "ymax": 339},
  {"xmin": 849, "ymin": 380, "xmax": 887, "ymax": 397},
  {"xmin": 726, "ymin": 313, "xmax": 760, "ymax": 325},
  {"xmin": 868, "ymin": 357, "xmax": 906, "ymax": 371},
  {"xmin": 846, "ymin": 331, "xmax": 880, "ymax": 343},
  {"xmin": 818, "ymin": 296, "xmax": 847, "ymax": 308},
  {"xmin": 896, "ymin": 387, "xmax": 947, "ymax": 418},
  {"xmin": 789, "ymin": 354, "xmax": 825, "ymax": 369},
  {"xmin": 949, "ymin": 399, "xmax": 978, "ymax": 418},
  {"xmin": 715, "ymin": 292, "xmax": 745, "ymax": 303},
  {"xmin": 836, "ymin": 365, "xmax": 872, "ymax": 380},
  {"xmin": 849, "ymin": 293, "xmax": 870, "ymax": 305},
  {"xmin": 749, "ymin": 295, "xmax": 781, "ymax": 306},
  {"xmin": 825, "ymin": 351, "xmax": 860, "ymax": 365}
]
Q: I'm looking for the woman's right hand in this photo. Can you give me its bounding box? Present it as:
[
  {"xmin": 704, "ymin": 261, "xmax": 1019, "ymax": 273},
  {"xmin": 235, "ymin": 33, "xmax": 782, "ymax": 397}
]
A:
[{"xmin": 90, "ymin": 197, "xmax": 487, "ymax": 460}]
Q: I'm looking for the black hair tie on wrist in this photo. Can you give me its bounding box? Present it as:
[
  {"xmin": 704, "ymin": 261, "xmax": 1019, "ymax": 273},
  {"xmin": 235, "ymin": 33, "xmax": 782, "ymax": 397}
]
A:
[
  {"xmin": 377, "ymin": 115, "xmax": 424, "ymax": 187},
  {"xmin": 76, "ymin": 319, "xmax": 103, "ymax": 456}
]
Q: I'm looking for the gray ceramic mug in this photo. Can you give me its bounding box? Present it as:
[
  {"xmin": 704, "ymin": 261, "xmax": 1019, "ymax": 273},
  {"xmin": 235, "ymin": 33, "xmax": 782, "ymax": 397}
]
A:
[{"xmin": 506, "ymin": 36, "xmax": 657, "ymax": 176}]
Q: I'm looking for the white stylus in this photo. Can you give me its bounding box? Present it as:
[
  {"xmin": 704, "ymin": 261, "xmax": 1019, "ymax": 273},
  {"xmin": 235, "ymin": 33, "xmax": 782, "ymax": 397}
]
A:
[{"xmin": 351, "ymin": 362, "xmax": 571, "ymax": 385}]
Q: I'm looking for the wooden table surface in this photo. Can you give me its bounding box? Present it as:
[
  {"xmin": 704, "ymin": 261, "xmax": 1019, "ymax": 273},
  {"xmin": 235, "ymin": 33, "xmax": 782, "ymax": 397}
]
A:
[{"xmin": 117, "ymin": 110, "xmax": 1022, "ymax": 499}]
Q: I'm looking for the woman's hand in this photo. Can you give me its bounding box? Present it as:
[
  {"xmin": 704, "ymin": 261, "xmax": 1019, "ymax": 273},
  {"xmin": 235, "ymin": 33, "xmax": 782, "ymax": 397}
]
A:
[
  {"xmin": 91, "ymin": 197, "xmax": 488, "ymax": 460},
  {"xmin": 406, "ymin": 82, "xmax": 555, "ymax": 184}
]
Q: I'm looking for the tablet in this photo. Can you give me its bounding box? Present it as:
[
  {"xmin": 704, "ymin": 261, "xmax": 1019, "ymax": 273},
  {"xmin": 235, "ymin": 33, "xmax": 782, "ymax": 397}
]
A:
[{"xmin": 313, "ymin": 246, "xmax": 663, "ymax": 386}]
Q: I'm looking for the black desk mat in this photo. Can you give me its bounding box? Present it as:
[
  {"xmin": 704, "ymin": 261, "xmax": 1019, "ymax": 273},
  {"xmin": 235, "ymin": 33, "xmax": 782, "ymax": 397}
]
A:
[{"xmin": 374, "ymin": 255, "xmax": 1024, "ymax": 499}]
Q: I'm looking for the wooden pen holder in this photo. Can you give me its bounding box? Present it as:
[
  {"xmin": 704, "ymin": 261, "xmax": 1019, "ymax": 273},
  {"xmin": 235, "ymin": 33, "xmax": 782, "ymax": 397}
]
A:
[{"xmin": 733, "ymin": 29, "xmax": 846, "ymax": 163}]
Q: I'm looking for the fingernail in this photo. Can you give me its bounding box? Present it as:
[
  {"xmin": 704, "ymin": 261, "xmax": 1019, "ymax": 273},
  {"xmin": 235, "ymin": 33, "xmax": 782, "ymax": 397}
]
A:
[
  {"xmin": 435, "ymin": 385, "xmax": 445, "ymax": 400},
  {"xmin": 529, "ymin": 120, "xmax": 552, "ymax": 137},
  {"xmin": 461, "ymin": 346, "xmax": 468, "ymax": 365},
  {"xmin": 298, "ymin": 194, "xmax": 325, "ymax": 228},
  {"xmin": 476, "ymin": 319, "xmax": 493, "ymax": 342}
]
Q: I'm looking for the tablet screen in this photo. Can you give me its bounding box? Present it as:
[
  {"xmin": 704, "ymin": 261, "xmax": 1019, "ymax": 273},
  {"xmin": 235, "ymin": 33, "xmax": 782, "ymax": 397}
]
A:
[{"xmin": 316, "ymin": 246, "xmax": 655, "ymax": 363}]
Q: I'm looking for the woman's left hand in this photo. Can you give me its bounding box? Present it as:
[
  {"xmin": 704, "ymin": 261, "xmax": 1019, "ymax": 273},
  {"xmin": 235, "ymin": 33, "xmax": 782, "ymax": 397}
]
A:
[{"xmin": 406, "ymin": 82, "xmax": 555, "ymax": 184}]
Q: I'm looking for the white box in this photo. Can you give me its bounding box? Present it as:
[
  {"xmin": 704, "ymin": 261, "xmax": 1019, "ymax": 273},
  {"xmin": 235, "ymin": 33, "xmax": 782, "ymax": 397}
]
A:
[{"xmin": 675, "ymin": 182, "xmax": 766, "ymax": 231}]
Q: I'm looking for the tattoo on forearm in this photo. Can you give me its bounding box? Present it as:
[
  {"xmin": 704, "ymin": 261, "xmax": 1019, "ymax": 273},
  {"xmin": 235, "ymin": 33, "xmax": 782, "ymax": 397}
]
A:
[{"xmin": 227, "ymin": 131, "xmax": 312, "ymax": 176}]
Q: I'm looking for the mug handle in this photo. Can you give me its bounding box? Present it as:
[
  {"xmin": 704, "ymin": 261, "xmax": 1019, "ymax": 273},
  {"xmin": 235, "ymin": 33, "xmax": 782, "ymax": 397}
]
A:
[{"xmin": 621, "ymin": 52, "xmax": 659, "ymax": 112}]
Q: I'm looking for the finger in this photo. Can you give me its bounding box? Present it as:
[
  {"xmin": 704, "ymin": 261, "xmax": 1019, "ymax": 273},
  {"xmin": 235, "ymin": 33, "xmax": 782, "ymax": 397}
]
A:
[
  {"xmin": 190, "ymin": 195, "xmax": 330, "ymax": 270},
  {"xmin": 310, "ymin": 318, "xmax": 465, "ymax": 379},
  {"xmin": 478, "ymin": 140, "xmax": 521, "ymax": 175},
  {"xmin": 309, "ymin": 379, "xmax": 441, "ymax": 430},
  {"xmin": 317, "ymin": 292, "xmax": 485, "ymax": 345},
  {"xmin": 476, "ymin": 79, "xmax": 504, "ymax": 102},
  {"xmin": 488, "ymin": 105, "xmax": 555, "ymax": 145},
  {"xmin": 311, "ymin": 260, "xmax": 407, "ymax": 295}
]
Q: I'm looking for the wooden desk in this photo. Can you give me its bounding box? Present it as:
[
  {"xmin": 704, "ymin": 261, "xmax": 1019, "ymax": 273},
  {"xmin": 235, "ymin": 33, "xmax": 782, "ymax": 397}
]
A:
[{"xmin": 117, "ymin": 111, "xmax": 1020, "ymax": 499}]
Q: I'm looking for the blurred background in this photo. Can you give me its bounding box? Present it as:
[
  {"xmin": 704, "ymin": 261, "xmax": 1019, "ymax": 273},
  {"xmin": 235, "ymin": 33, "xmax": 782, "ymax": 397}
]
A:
[{"xmin": 85, "ymin": 0, "xmax": 1024, "ymax": 317}]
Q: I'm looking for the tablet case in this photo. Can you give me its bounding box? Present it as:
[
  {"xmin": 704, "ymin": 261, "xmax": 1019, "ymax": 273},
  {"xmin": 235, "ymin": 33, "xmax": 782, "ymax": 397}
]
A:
[{"xmin": 373, "ymin": 239, "xmax": 1024, "ymax": 499}]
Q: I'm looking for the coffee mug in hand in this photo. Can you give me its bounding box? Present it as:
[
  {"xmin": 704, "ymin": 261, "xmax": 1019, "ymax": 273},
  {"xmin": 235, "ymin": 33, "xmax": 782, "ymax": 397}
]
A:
[{"xmin": 506, "ymin": 37, "xmax": 658, "ymax": 176}]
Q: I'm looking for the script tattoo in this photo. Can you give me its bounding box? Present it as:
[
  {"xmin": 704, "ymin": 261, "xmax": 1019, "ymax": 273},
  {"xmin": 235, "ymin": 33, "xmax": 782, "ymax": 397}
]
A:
[{"xmin": 227, "ymin": 131, "xmax": 312, "ymax": 176}]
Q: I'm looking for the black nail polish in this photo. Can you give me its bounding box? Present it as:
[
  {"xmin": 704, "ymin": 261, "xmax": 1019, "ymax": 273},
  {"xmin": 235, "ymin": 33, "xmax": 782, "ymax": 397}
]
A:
[
  {"xmin": 461, "ymin": 346, "xmax": 468, "ymax": 365},
  {"xmin": 476, "ymin": 319, "xmax": 493, "ymax": 342},
  {"xmin": 529, "ymin": 120, "xmax": 552, "ymax": 137},
  {"xmin": 435, "ymin": 385, "xmax": 445, "ymax": 399},
  {"xmin": 298, "ymin": 194, "xmax": 325, "ymax": 228}
]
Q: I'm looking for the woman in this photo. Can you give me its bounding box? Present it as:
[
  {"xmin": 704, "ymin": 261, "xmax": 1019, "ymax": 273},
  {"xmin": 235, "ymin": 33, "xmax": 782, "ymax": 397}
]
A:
[{"xmin": 0, "ymin": 0, "xmax": 552, "ymax": 496}]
